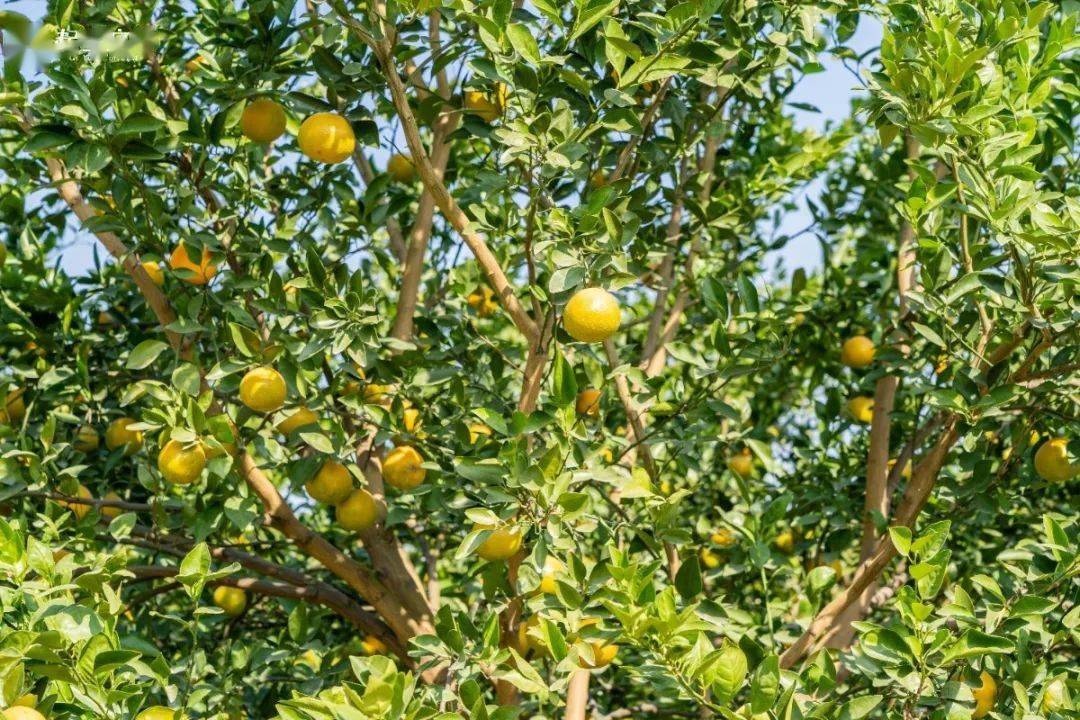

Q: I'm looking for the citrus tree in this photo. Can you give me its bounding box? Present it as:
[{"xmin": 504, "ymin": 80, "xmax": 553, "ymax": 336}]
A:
[{"xmin": 0, "ymin": 0, "xmax": 1077, "ymax": 718}]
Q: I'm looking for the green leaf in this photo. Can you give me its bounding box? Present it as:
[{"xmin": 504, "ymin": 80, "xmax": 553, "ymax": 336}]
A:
[
  {"xmin": 178, "ymin": 542, "xmax": 212, "ymax": 600},
  {"xmin": 674, "ymin": 552, "xmax": 702, "ymax": 600},
  {"xmin": 837, "ymin": 695, "xmax": 882, "ymax": 720},
  {"xmin": 940, "ymin": 630, "xmax": 1014, "ymax": 663},
  {"xmin": 569, "ymin": 0, "xmax": 620, "ymax": 41},
  {"xmin": 0, "ymin": 518, "xmax": 25, "ymax": 568},
  {"xmin": 506, "ymin": 24, "xmax": 541, "ymax": 65},
  {"xmin": 750, "ymin": 655, "xmax": 780, "ymax": 712},
  {"xmin": 126, "ymin": 340, "xmax": 169, "ymax": 370},
  {"xmin": 889, "ymin": 526, "xmax": 912, "ymax": 557}
]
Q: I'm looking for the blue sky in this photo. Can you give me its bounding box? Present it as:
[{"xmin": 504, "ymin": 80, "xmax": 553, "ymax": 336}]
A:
[{"xmin": 5, "ymin": 0, "xmax": 882, "ymax": 278}]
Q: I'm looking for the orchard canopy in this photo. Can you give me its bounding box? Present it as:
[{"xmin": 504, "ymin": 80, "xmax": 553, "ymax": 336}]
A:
[{"xmin": 0, "ymin": 0, "xmax": 1077, "ymax": 718}]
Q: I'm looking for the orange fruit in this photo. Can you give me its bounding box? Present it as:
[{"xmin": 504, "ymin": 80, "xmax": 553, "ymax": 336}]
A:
[
  {"xmin": 305, "ymin": 461, "xmax": 353, "ymax": 505},
  {"xmin": 576, "ymin": 388, "xmax": 602, "ymax": 417},
  {"xmin": 387, "ymin": 153, "xmax": 416, "ymax": 182},
  {"xmin": 240, "ymin": 98, "xmax": 287, "ymax": 144},
  {"xmin": 298, "ymin": 113, "xmax": 355, "ymax": 164},
  {"xmin": 564, "ymin": 288, "xmax": 621, "ymax": 342},
  {"xmin": 727, "ymin": 448, "xmax": 754, "ymax": 478},
  {"xmin": 277, "ymin": 406, "xmax": 318, "ymax": 435},
  {"xmin": 169, "ymin": 242, "xmax": 216, "ymax": 285},
  {"xmin": 157, "ymin": 439, "xmax": 207, "ymax": 485},
  {"xmin": 239, "ymin": 366, "xmax": 287, "ymax": 413},
  {"xmin": 141, "ymin": 260, "xmax": 165, "ymax": 286},
  {"xmin": 336, "ymin": 488, "xmax": 378, "ymax": 531},
  {"xmin": 212, "ymin": 586, "xmax": 247, "ymax": 616},
  {"xmin": 474, "ymin": 523, "xmax": 523, "ymax": 561},
  {"xmin": 105, "ymin": 417, "xmax": 143, "ymax": 455},
  {"xmin": 383, "ymin": 446, "xmax": 426, "ymax": 490},
  {"xmin": 840, "ymin": 335, "xmax": 875, "ymax": 368},
  {"xmin": 1034, "ymin": 438, "xmax": 1074, "ymax": 482},
  {"xmin": 847, "ymin": 396, "xmax": 874, "ymax": 424}
]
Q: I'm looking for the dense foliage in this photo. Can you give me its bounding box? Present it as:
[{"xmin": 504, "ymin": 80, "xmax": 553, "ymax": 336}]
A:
[{"xmin": 0, "ymin": 0, "xmax": 1076, "ymax": 718}]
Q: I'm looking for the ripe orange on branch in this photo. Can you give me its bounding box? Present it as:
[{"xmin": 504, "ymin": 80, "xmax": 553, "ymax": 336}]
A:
[
  {"xmin": 383, "ymin": 446, "xmax": 426, "ymax": 490},
  {"xmin": 306, "ymin": 461, "xmax": 353, "ymax": 505},
  {"xmin": 564, "ymin": 288, "xmax": 621, "ymax": 342},
  {"xmin": 158, "ymin": 439, "xmax": 207, "ymax": 485},
  {"xmin": 840, "ymin": 335, "xmax": 875, "ymax": 368},
  {"xmin": 169, "ymin": 242, "xmax": 217, "ymax": 285},
  {"xmin": 240, "ymin": 98, "xmax": 287, "ymax": 144},
  {"xmin": 474, "ymin": 523, "xmax": 523, "ymax": 561},
  {"xmin": 105, "ymin": 417, "xmax": 143, "ymax": 455},
  {"xmin": 298, "ymin": 113, "xmax": 355, "ymax": 164},
  {"xmin": 336, "ymin": 488, "xmax": 378, "ymax": 531},
  {"xmin": 239, "ymin": 366, "xmax": 287, "ymax": 413}
]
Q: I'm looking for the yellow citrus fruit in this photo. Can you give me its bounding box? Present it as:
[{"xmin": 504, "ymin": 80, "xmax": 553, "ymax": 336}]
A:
[
  {"xmin": 589, "ymin": 169, "xmax": 607, "ymax": 189},
  {"xmin": 360, "ymin": 634, "xmax": 387, "ymax": 655},
  {"xmin": 468, "ymin": 422, "xmax": 492, "ymax": 444},
  {"xmin": 136, "ymin": 708, "xmax": 182, "ymax": 720},
  {"xmin": 137, "ymin": 708, "xmax": 182, "ymax": 720},
  {"xmin": 576, "ymin": 388, "xmax": 601, "ymax": 417},
  {"xmin": 1041, "ymin": 677, "xmax": 1069, "ymax": 713},
  {"xmin": 240, "ymin": 98, "xmax": 287, "ymax": 144},
  {"xmin": 2, "ymin": 708, "xmax": 46, "ymax": 720},
  {"xmin": 169, "ymin": 242, "xmax": 216, "ymax": 285},
  {"xmin": 101, "ymin": 490, "xmax": 123, "ymax": 519},
  {"xmin": 564, "ymin": 288, "xmax": 621, "ymax": 342},
  {"xmin": 515, "ymin": 615, "xmax": 547, "ymax": 656},
  {"xmin": 580, "ymin": 640, "xmax": 618, "ymax": 669},
  {"xmin": 774, "ymin": 529, "xmax": 795, "ymax": 554},
  {"xmin": 141, "ymin": 260, "xmax": 165, "ymax": 286},
  {"xmin": 239, "ymin": 366, "xmax": 287, "ymax": 413},
  {"xmin": 0, "ymin": 389, "xmax": 26, "ymax": 425},
  {"xmin": 888, "ymin": 458, "xmax": 912, "ymax": 480},
  {"xmin": 157, "ymin": 439, "xmax": 207, "ymax": 485},
  {"xmin": 59, "ymin": 483, "xmax": 93, "ymax": 519},
  {"xmin": 305, "ymin": 461, "xmax": 353, "ymax": 505},
  {"xmin": 184, "ymin": 55, "xmax": 208, "ymax": 73},
  {"xmin": 1034, "ymin": 438, "xmax": 1074, "ymax": 482},
  {"xmin": 727, "ymin": 449, "xmax": 754, "ymax": 478},
  {"xmin": 387, "ymin": 153, "xmax": 416, "ymax": 182},
  {"xmin": 366, "ymin": 384, "xmax": 393, "ymax": 405},
  {"xmin": 464, "ymin": 84, "xmax": 508, "ymax": 122},
  {"xmin": 467, "ymin": 286, "xmax": 498, "ymax": 317},
  {"xmin": 277, "ymin": 406, "xmax": 318, "ymax": 435},
  {"xmin": 383, "ymin": 446, "xmax": 426, "ymax": 490},
  {"xmin": 840, "ymin": 335, "xmax": 875, "ymax": 368},
  {"xmin": 403, "ymin": 407, "xmax": 421, "ymax": 433},
  {"xmin": 539, "ymin": 556, "xmax": 564, "ymax": 594},
  {"xmin": 475, "ymin": 523, "xmax": 523, "ymax": 561},
  {"xmin": 105, "ymin": 417, "xmax": 143, "ymax": 455},
  {"xmin": 848, "ymin": 396, "xmax": 874, "ymax": 424},
  {"xmin": 711, "ymin": 528, "xmax": 736, "ymax": 548},
  {"xmin": 700, "ymin": 548, "xmax": 721, "ymax": 569},
  {"xmin": 298, "ymin": 112, "xmax": 355, "ymax": 164},
  {"xmin": 336, "ymin": 488, "xmax": 378, "ymax": 531},
  {"xmin": 212, "ymin": 585, "xmax": 247, "ymax": 616},
  {"xmin": 73, "ymin": 425, "xmax": 100, "ymax": 452},
  {"xmin": 972, "ymin": 671, "xmax": 996, "ymax": 719}
]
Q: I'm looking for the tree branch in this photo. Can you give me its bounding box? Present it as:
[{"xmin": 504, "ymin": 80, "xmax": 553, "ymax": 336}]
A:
[{"xmin": 336, "ymin": 8, "xmax": 539, "ymax": 345}]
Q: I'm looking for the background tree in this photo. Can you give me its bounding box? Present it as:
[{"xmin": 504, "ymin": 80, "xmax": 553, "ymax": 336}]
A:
[{"xmin": 0, "ymin": 0, "xmax": 1076, "ymax": 718}]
